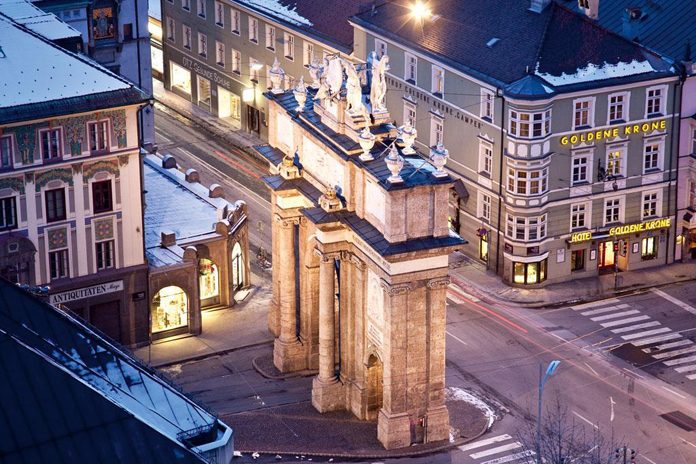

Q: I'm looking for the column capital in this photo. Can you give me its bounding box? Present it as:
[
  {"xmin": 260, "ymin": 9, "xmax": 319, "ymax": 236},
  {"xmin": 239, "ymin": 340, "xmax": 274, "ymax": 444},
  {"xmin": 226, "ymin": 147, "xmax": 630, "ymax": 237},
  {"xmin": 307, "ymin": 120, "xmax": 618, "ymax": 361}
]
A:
[
  {"xmin": 427, "ymin": 277, "xmax": 451, "ymax": 290},
  {"xmin": 274, "ymin": 214, "xmax": 300, "ymax": 228},
  {"xmin": 314, "ymin": 248, "xmax": 340, "ymax": 263},
  {"xmin": 349, "ymin": 253, "xmax": 367, "ymax": 271},
  {"xmin": 380, "ymin": 280, "xmax": 412, "ymax": 296}
]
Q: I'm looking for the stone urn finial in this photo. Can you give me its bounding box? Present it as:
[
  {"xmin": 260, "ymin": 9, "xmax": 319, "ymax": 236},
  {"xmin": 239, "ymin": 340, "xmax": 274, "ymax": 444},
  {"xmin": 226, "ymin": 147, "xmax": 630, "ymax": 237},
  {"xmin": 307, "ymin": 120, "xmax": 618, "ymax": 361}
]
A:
[
  {"xmin": 358, "ymin": 127, "xmax": 376, "ymax": 162},
  {"xmin": 278, "ymin": 151, "xmax": 300, "ymax": 179},
  {"xmin": 430, "ymin": 143, "xmax": 449, "ymax": 178},
  {"xmin": 319, "ymin": 186, "xmax": 343, "ymax": 212},
  {"xmin": 308, "ymin": 58, "xmax": 323, "ymax": 89},
  {"xmin": 398, "ymin": 120, "xmax": 417, "ymax": 155},
  {"xmin": 269, "ymin": 57, "xmax": 285, "ymax": 94},
  {"xmin": 385, "ymin": 143, "xmax": 404, "ymax": 184},
  {"xmin": 293, "ymin": 77, "xmax": 307, "ymax": 112}
]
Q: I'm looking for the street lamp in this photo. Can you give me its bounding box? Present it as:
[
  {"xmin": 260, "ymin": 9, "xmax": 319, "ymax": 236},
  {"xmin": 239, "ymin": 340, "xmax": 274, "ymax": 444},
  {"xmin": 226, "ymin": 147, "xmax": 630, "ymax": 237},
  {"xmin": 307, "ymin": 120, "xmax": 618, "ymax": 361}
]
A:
[{"xmin": 536, "ymin": 360, "xmax": 561, "ymax": 464}]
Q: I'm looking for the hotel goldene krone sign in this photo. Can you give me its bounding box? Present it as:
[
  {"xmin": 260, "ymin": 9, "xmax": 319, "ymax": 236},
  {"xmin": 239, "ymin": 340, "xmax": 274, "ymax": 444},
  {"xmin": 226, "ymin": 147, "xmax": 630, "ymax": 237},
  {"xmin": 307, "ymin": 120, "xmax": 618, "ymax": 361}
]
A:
[
  {"xmin": 569, "ymin": 218, "xmax": 672, "ymax": 243},
  {"xmin": 560, "ymin": 120, "xmax": 666, "ymax": 146}
]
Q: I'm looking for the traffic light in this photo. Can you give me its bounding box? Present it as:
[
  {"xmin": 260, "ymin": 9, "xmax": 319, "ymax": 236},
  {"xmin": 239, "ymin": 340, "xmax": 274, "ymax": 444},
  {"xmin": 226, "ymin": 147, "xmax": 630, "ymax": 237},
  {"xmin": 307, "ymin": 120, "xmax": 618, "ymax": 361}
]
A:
[
  {"xmin": 615, "ymin": 448, "xmax": 621, "ymax": 459},
  {"xmin": 613, "ymin": 242, "xmax": 619, "ymax": 253},
  {"xmin": 630, "ymin": 449, "xmax": 637, "ymax": 463},
  {"xmin": 622, "ymin": 240, "xmax": 628, "ymax": 255}
]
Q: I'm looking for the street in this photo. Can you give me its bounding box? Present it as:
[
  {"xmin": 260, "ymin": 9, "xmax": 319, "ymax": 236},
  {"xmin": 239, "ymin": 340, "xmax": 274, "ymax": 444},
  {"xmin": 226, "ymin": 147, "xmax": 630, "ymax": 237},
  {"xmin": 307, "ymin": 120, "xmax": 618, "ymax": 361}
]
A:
[{"xmin": 153, "ymin": 106, "xmax": 696, "ymax": 464}]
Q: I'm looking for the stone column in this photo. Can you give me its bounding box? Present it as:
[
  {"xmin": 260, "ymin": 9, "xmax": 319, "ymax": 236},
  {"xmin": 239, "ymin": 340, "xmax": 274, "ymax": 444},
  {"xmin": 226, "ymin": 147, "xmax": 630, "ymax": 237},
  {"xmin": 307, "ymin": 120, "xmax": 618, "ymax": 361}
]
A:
[
  {"xmin": 347, "ymin": 253, "xmax": 368, "ymax": 419},
  {"xmin": 424, "ymin": 277, "xmax": 451, "ymax": 443},
  {"xmin": 311, "ymin": 250, "xmax": 345, "ymax": 412},
  {"xmin": 273, "ymin": 215, "xmax": 304, "ymax": 372}
]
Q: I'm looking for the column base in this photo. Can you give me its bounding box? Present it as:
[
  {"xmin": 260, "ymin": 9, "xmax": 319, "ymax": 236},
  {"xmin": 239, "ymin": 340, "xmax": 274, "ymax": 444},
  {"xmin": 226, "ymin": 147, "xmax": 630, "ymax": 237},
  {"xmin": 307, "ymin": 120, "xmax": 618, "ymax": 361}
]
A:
[
  {"xmin": 311, "ymin": 377, "xmax": 345, "ymax": 413},
  {"xmin": 273, "ymin": 338, "xmax": 306, "ymax": 373},
  {"xmin": 377, "ymin": 410, "xmax": 411, "ymax": 450},
  {"xmin": 425, "ymin": 405, "xmax": 450, "ymax": 443}
]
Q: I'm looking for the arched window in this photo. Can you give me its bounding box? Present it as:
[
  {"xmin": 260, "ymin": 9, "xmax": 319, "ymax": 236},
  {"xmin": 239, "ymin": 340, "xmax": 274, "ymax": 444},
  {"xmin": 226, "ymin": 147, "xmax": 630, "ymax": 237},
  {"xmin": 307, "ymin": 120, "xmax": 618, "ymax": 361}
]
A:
[
  {"xmin": 152, "ymin": 286, "xmax": 188, "ymax": 333},
  {"xmin": 199, "ymin": 258, "xmax": 219, "ymax": 300},
  {"xmin": 231, "ymin": 242, "xmax": 244, "ymax": 290}
]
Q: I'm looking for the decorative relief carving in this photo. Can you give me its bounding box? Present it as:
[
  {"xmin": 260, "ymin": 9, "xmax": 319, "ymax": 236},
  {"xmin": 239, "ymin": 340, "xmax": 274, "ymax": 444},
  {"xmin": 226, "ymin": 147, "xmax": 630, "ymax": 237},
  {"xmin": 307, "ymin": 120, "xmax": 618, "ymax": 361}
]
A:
[
  {"xmin": 0, "ymin": 177, "xmax": 25, "ymax": 195},
  {"xmin": 314, "ymin": 248, "xmax": 340, "ymax": 263},
  {"xmin": 83, "ymin": 160, "xmax": 119, "ymax": 183},
  {"xmin": 274, "ymin": 214, "xmax": 300, "ymax": 228},
  {"xmin": 71, "ymin": 163, "xmax": 83, "ymax": 175},
  {"xmin": 350, "ymin": 254, "xmax": 366, "ymax": 271},
  {"xmin": 24, "ymin": 172, "xmax": 34, "ymax": 184},
  {"xmin": 118, "ymin": 154, "xmax": 130, "ymax": 166},
  {"xmin": 47, "ymin": 227, "xmax": 68, "ymax": 251},
  {"xmin": 94, "ymin": 217, "xmax": 114, "ymax": 241},
  {"xmin": 380, "ymin": 280, "xmax": 412, "ymax": 296},
  {"xmin": 427, "ymin": 277, "xmax": 451, "ymax": 290},
  {"xmin": 35, "ymin": 169, "xmax": 74, "ymax": 189}
]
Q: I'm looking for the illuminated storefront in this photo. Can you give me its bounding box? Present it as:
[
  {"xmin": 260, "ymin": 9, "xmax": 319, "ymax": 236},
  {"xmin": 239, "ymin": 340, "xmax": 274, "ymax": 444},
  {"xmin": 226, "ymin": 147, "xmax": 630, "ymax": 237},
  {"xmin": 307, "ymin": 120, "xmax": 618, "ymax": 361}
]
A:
[
  {"xmin": 152, "ymin": 286, "xmax": 189, "ymax": 333},
  {"xmin": 199, "ymin": 258, "xmax": 219, "ymax": 303},
  {"xmin": 512, "ymin": 259, "xmax": 547, "ymax": 285}
]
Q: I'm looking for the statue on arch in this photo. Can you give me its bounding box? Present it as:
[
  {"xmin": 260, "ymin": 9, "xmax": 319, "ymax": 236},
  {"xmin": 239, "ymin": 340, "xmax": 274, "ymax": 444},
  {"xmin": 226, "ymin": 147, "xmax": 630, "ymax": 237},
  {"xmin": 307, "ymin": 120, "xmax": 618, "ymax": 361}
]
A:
[{"xmin": 370, "ymin": 53, "xmax": 390, "ymax": 113}]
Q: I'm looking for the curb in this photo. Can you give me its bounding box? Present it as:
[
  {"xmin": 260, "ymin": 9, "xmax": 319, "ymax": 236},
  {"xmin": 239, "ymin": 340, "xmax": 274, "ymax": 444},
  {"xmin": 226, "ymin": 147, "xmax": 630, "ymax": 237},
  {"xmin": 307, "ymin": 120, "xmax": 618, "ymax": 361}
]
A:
[
  {"xmin": 152, "ymin": 339, "xmax": 274, "ymax": 369},
  {"xmin": 251, "ymin": 355, "xmax": 317, "ymax": 380}
]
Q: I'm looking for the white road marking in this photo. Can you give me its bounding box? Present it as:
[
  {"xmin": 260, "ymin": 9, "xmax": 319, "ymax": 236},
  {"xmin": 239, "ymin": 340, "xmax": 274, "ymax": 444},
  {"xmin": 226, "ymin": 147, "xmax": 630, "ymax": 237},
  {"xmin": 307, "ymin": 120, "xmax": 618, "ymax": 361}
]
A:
[
  {"xmin": 584, "ymin": 362, "xmax": 599, "ymax": 376},
  {"xmin": 687, "ymin": 373, "xmax": 696, "ymax": 380},
  {"xmin": 684, "ymin": 440, "xmax": 696, "ymax": 450},
  {"xmin": 446, "ymin": 330, "xmax": 468, "ymax": 346},
  {"xmin": 621, "ymin": 327, "xmax": 671, "ymax": 341},
  {"xmin": 458, "ymin": 434, "xmax": 513, "ymax": 452},
  {"xmin": 641, "ymin": 456, "xmax": 658, "ymax": 464},
  {"xmin": 623, "ymin": 367, "xmax": 645, "ymax": 379},
  {"xmin": 155, "ymin": 130, "xmax": 172, "ymax": 143},
  {"xmin": 581, "ymin": 304, "xmax": 631, "ymax": 316},
  {"xmin": 572, "ymin": 298, "xmax": 621, "ymax": 310},
  {"xmin": 631, "ymin": 333, "xmax": 682, "ymax": 347},
  {"xmin": 676, "ymin": 365, "xmax": 696, "ymax": 373},
  {"xmin": 610, "ymin": 397, "xmax": 616, "ymax": 422},
  {"xmin": 572, "ymin": 411, "xmax": 598, "ymax": 429},
  {"xmin": 480, "ymin": 450, "xmax": 535, "ymax": 464},
  {"xmin": 591, "ymin": 310, "xmax": 640, "ymax": 322},
  {"xmin": 664, "ymin": 354, "xmax": 696, "ymax": 366},
  {"xmin": 469, "ymin": 442, "xmax": 523, "ymax": 459},
  {"xmin": 652, "ymin": 289, "xmax": 696, "ymax": 316},
  {"xmin": 642, "ymin": 339, "xmax": 693, "ymax": 353},
  {"xmin": 610, "ymin": 320, "xmax": 660, "ymax": 333},
  {"xmin": 662, "ymin": 386, "xmax": 687, "ymax": 399},
  {"xmin": 652, "ymin": 345, "xmax": 696, "ymax": 360},
  {"xmin": 602, "ymin": 316, "xmax": 652, "ymax": 329}
]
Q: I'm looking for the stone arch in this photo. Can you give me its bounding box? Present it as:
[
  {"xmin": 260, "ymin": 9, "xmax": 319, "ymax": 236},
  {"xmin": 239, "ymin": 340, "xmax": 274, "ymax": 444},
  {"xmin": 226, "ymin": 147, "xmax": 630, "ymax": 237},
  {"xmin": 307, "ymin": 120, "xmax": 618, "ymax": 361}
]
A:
[
  {"xmin": 151, "ymin": 285, "xmax": 189, "ymax": 334},
  {"xmin": 198, "ymin": 258, "xmax": 220, "ymax": 304},
  {"xmin": 231, "ymin": 241, "xmax": 244, "ymax": 290},
  {"xmin": 366, "ymin": 352, "xmax": 384, "ymax": 420}
]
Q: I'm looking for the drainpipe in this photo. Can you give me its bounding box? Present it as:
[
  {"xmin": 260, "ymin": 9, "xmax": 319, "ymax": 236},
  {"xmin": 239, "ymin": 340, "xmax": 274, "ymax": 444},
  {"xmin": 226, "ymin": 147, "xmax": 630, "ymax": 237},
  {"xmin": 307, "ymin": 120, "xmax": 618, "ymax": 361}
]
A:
[
  {"xmin": 495, "ymin": 93, "xmax": 506, "ymax": 275},
  {"xmin": 667, "ymin": 75, "xmax": 683, "ymax": 264},
  {"xmin": 136, "ymin": 102, "xmax": 150, "ymax": 347}
]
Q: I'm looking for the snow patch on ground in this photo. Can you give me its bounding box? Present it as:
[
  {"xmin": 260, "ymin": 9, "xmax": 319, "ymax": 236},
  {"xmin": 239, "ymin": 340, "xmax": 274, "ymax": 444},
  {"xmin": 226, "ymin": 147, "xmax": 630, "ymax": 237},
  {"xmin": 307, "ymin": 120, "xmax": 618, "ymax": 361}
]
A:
[
  {"xmin": 236, "ymin": 0, "xmax": 312, "ymax": 26},
  {"xmin": 536, "ymin": 59, "xmax": 655, "ymax": 86},
  {"xmin": 446, "ymin": 386, "xmax": 498, "ymax": 429}
]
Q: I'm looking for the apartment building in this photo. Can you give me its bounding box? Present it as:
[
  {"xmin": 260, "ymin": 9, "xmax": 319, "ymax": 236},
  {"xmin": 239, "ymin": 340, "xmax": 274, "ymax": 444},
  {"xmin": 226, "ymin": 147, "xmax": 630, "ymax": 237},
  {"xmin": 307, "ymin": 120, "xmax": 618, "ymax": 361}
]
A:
[
  {"xmin": 350, "ymin": 0, "xmax": 681, "ymax": 286},
  {"xmin": 161, "ymin": 0, "xmax": 363, "ymax": 138}
]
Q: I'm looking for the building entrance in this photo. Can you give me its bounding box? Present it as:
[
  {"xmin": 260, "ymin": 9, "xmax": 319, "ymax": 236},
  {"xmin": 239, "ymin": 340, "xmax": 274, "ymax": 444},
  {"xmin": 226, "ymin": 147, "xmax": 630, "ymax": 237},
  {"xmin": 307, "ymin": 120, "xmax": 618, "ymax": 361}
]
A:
[
  {"xmin": 598, "ymin": 240, "xmax": 616, "ymax": 271},
  {"xmin": 366, "ymin": 354, "xmax": 383, "ymax": 420},
  {"xmin": 218, "ymin": 87, "xmax": 241, "ymax": 128}
]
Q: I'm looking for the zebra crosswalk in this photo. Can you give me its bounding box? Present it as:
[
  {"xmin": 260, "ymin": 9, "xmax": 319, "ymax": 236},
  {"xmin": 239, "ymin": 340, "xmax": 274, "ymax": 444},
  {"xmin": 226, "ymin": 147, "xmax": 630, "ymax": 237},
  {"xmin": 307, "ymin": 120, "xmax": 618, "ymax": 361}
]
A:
[
  {"xmin": 458, "ymin": 434, "xmax": 535, "ymax": 464},
  {"xmin": 570, "ymin": 298, "xmax": 696, "ymax": 382}
]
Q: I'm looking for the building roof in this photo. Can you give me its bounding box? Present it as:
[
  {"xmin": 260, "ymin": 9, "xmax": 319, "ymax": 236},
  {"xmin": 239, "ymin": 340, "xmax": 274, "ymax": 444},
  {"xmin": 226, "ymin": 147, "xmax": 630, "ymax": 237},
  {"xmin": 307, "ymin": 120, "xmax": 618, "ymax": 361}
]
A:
[
  {"xmin": 149, "ymin": 0, "xmax": 161, "ymax": 21},
  {"xmin": 0, "ymin": 17, "xmax": 146, "ymax": 123},
  {"xmin": 0, "ymin": 280, "xmax": 228, "ymax": 463},
  {"xmin": 143, "ymin": 155, "xmax": 235, "ymax": 267},
  {"xmin": 351, "ymin": 0, "xmax": 676, "ymax": 97},
  {"xmin": 234, "ymin": 0, "xmax": 366, "ymax": 52},
  {"xmin": 0, "ymin": 0, "xmax": 80, "ymax": 40}
]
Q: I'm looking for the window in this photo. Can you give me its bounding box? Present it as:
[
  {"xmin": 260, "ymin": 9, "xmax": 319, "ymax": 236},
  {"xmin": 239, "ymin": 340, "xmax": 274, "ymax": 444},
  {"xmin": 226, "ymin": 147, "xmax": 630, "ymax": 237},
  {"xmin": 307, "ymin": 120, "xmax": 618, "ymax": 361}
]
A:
[
  {"xmin": 214, "ymin": 1, "xmax": 223, "ymax": 26},
  {"xmin": 197, "ymin": 76, "xmax": 211, "ymax": 107},
  {"xmin": 183, "ymin": 25, "xmax": 191, "ymax": 49},
  {"xmin": 0, "ymin": 135, "xmax": 13, "ymax": 168},
  {"xmin": 571, "ymin": 249, "xmax": 585, "ymax": 272},
  {"xmin": 405, "ymin": 52, "xmax": 417, "ymax": 84},
  {"xmin": 604, "ymin": 197, "xmax": 622, "ymax": 225},
  {"xmin": 96, "ymin": 240, "xmax": 115, "ymax": 270},
  {"xmin": 570, "ymin": 203, "xmax": 587, "ymax": 230},
  {"xmin": 231, "ymin": 8, "xmax": 240, "ymax": 34},
  {"xmin": 430, "ymin": 115, "xmax": 443, "ymax": 147},
  {"xmin": 431, "ymin": 66, "xmax": 444, "ymax": 96},
  {"xmin": 303, "ymin": 41, "xmax": 314, "ymax": 67},
  {"xmin": 45, "ymin": 188, "xmax": 66, "ymax": 222},
  {"xmin": 404, "ymin": 101, "xmax": 416, "ymax": 126},
  {"xmin": 375, "ymin": 38, "xmax": 387, "ymax": 58},
  {"xmin": 49, "ymin": 249, "xmax": 69, "ymax": 280},
  {"xmin": 481, "ymin": 89, "xmax": 494, "ymax": 120},
  {"xmin": 152, "ymin": 286, "xmax": 188, "ymax": 333},
  {"xmin": 197, "ymin": 0, "xmax": 205, "ymax": 18},
  {"xmin": 166, "ymin": 17, "xmax": 175, "ymax": 41},
  {"xmin": 506, "ymin": 214, "xmax": 547, "ymax": 241},
  {"xmin": 641, "ymin": 236, "xmax": 657, "ymax": 260},
  {"xmin": 92, "ymin": 180, "xmax": 112, "ymax": 213},
  {"xmin": 608, "ymin": 92, "xmax": 628, "ymax": 123},
  {"xmin": 479, "ymin": 140, "xmax": 492, "ymax": 176},
  {"xmin": 0, "ymin": 197, "xmax": 17, "ymax": 230},
  {"xmin": 231, "ymin": 49, "xmax": 241, "ymax": 74},
  {"xmin": 216, "ymin": 41, "xmax": 225, "ymax": 66},
  {"xmin": 284, "ymin": 32, "xmax": 294, "ymax": 60},
  {"xmin": 198, "ymin": 32, "xmax": 207, "ymax": 57},
  {"xmin": 265, "ymin": 25, "xmax": 275, "ymax": 50},
  {"xmin": 606, "ymin": 145, "xmax": 625, "ymax": 177},
  {"xmin": 509, "ymin": 109, "xmax": 551, "ymax": 139},
  {"xmin": 513, "ymin": 259, "xmax": 547, "ymax": 284},
  {"xmin": 40, "ymin": 128, "xmax": 62, "ymax": 160},
  {"xmin": 182, "ymin": 0, "xmax": 190, "ymax": 11},
  {"xmin": 249, "ymin": 17, "xmax": 258, "ymax": 43},
  {"xmin": 571, "ymin": 152, "xmax": 589, "ymax": 184},
  {"xmin": 479, "ymin": 193, "xmax": 491, "ymax": 222},
  {"xmin": 249, "ymin": 58, "xmax": 260, "ymax": 82},
  {"xmin": 642, "ymin": 191, "xmax": 659, "ymax": 219},
  {"xmin": 643, "ymin": 139, "xmax": 663, "ymax": 173},
  {"xmin": 646, "ymin": 86, "xmax": 665, "ymax": 117},
  {"xmin": 507, "ymin": 167, "xmax": 548, "ymax": 196},
  {"xmin": 88, "ymin": 120, "xmax": 109, "ymax": 153},
  {"xmin": 573, "ymin": 98, "xmax": 594, "ymax": 129}
]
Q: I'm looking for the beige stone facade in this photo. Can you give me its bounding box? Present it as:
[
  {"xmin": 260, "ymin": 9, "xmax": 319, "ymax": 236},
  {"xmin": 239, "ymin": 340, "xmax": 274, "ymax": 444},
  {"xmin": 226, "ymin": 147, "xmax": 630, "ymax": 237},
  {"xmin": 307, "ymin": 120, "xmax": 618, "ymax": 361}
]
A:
[{"xmin": 255, "ymin": 55, "xmax": 465, "ymax": 449}]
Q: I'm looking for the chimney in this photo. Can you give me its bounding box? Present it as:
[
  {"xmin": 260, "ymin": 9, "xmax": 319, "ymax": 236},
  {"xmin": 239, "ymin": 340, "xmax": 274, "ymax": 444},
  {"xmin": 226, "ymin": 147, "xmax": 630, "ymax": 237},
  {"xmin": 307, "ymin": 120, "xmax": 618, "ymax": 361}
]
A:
[
  {"xmin": 529, "ymin": 0, "xmax": 551, "ymax": 13},
  {"xmin": 578, "ymin": 0, "xmax": 599, "ymax": 20},
  {"xmin": 622, "ymin": 7, "xmax": 642, "ymax": 41}
]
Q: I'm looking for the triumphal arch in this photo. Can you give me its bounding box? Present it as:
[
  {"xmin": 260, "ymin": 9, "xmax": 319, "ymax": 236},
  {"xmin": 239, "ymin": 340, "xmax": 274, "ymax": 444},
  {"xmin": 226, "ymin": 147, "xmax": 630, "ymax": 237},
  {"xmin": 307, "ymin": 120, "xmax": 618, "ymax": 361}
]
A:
[{"xmin": 253, "ymin": 54, "xmax": 465, "ymax": 449}]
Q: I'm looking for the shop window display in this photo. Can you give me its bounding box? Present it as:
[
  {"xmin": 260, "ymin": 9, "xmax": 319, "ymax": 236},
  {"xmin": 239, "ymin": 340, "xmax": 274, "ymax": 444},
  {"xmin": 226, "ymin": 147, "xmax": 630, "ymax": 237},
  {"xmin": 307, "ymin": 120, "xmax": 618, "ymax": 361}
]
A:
[
  {"xmin": 199, "ymin": 259, "xmax": 219, "ymax": 299},
  {"xmin": 513, "ymin": 259, "xmax": 547, "ymax": 285},
  {"xmin": 152, "ymin": 286, "xmax": 188, "ymax": 333}
]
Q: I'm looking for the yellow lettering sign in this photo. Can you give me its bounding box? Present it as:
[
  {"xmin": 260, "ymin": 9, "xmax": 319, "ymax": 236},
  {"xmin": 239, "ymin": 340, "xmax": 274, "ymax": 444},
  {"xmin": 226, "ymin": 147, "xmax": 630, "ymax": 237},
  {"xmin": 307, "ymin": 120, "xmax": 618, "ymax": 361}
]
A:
[
  {"xmin": 609, "ymin": 217, "xmax": 671, "ymax": 236},
  {"xmin": 569, "ymin": 231, "xmax": 592, "ymax": 243},
  {"xmin": 561, "ymin": 120, "xmax": 666, "ymax": 146}
]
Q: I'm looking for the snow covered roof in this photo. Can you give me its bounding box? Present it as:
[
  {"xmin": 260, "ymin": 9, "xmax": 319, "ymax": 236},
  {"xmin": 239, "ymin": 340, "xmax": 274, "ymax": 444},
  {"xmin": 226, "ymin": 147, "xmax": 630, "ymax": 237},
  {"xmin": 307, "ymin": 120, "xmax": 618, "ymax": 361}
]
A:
[
  {"xmin": 0, "ymin": 17, "xmax": 142, "ymax": 112},
  {"xmin": 0, "ymin": 0, "xmax": 80, "ymax": 40},
  {"xmin": 0, "ymin": 280, "xmax": 230, "ymax": 463}
]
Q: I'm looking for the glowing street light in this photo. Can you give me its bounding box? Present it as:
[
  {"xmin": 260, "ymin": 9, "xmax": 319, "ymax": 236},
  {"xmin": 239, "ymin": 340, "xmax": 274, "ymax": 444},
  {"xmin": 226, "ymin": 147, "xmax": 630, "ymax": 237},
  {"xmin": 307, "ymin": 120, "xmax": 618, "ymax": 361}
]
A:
[{"xmin": 410, "ymin": 1, "xmax": 432, "ymax": 21}]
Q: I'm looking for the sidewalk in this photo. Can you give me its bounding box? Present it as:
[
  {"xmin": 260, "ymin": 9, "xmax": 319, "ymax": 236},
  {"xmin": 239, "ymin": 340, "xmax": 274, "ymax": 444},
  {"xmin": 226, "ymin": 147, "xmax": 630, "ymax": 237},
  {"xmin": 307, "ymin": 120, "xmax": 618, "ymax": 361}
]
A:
[{"xmin": 449, "ymin": 251, "xmax": 696, "ymax": 308}]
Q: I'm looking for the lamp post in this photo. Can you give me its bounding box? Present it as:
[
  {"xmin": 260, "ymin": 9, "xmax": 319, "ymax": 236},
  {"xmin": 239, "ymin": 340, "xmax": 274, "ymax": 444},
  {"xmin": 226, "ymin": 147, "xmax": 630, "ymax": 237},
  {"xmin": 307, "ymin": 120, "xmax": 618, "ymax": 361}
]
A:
[{"xmin": 536, "ymin": 360, "xmax": 561, "ymax": 464}]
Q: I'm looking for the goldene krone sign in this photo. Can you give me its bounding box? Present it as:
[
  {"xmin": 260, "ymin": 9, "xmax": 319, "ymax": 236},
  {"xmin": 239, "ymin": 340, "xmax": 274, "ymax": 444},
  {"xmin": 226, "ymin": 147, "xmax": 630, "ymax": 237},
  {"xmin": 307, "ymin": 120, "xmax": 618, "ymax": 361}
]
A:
[
  {"xmin": 560, "ymin": 120, "xmax": 666, "ymax": 146},
  {"xmin": 569, "ymin": 218, "xmax": 671, "ymax": 243}
]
